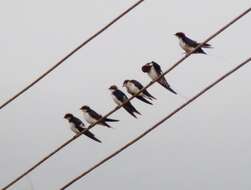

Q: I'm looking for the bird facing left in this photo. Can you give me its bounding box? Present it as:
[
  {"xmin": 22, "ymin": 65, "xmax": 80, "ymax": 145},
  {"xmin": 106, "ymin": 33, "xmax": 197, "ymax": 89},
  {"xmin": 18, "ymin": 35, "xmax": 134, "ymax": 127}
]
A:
[{"xmin": 64, "ymin": 113, "xmax": 102, "ymax": 143}]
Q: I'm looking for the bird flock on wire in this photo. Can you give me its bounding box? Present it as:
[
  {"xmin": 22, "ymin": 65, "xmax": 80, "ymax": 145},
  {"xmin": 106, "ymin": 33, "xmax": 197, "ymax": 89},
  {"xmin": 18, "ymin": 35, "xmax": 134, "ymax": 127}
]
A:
[{"xmin": 64, "ymin": 32, "xmax": 212, "ymax": 143}]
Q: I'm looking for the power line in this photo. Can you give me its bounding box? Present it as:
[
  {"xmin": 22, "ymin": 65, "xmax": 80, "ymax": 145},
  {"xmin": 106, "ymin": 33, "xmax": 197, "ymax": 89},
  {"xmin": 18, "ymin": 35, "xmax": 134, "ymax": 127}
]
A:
[
  {"xmin": 0, "ymin": 0, "xmax": 145, "ymax": 111},
  {"xmin": 59, "ymin": 56, "xmax": 251, "ymax": 189},
  {"xmin": 1, "ymin": 1, "xmax": 145, "ymax": 189},
  {"xmin": 2, "ymin": 5, "xmax": 251, "ymax": 190}
]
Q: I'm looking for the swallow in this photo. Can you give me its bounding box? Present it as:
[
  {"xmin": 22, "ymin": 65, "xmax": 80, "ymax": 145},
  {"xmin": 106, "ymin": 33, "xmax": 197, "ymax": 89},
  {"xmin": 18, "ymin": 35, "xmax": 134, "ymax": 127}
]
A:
[
  {"xmin": 141, "ymin": 61, "xmax": 177, "ymax": 95},
  {"xmin": 64, "ymin": 113, "xmax": 101, "ymax": 143},
  {"xmin": 123, "ymin": 79, "xmax": 156, "ymax": 105},
  {"xmin": 175, "ymin": 32, "xmax": 212, "ymax": 54},
  {"xmin": 80, "ymin": 105, "xmax": 119, "ymax": 128},
  {"xmin": 109, "ymin": 85, "xmax": 141, "ymax": 118}
]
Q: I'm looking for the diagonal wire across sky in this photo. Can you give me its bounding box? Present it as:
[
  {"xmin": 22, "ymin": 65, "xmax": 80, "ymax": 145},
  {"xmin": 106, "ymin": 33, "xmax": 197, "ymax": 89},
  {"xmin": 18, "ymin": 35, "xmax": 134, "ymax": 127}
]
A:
[
  {"xmin": 1, "ymin": 1, "xmax": 251, "ymax": 190},
  {"xmin": 59, "ymin": 55, "xmax": 251, "ymax": 189}
]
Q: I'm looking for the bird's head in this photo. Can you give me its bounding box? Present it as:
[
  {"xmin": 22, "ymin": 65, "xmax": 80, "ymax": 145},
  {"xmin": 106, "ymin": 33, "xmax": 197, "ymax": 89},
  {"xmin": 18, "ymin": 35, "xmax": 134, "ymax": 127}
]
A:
[
  {"xmin": 64, "ymin": 113, "xmax": 73, "ymax": 120},
  {"xmin": 109, "ymin": 85, "xmax": 118, "ymax": 91},
  {"xmin": 123, "ymin": 80, "xmax": 129, "ymax": 87},
  {"xmin": 80, "ymin": 105, "xmax": 90, "ymax": 112},
  {"xmin": 141, "ymin": 62, "xmax": 152, "ymax": 73},
  {"xmin": 175, "ymin": 32, "xmax": 185, "ymax": 38}
]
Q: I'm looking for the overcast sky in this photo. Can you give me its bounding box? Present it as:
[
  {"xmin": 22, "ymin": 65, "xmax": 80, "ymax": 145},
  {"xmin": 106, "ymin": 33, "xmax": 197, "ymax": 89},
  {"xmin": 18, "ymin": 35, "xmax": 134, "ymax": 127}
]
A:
[{"xmin": 1, "ymin": 0, "xmax": 251, "ymax": 190}]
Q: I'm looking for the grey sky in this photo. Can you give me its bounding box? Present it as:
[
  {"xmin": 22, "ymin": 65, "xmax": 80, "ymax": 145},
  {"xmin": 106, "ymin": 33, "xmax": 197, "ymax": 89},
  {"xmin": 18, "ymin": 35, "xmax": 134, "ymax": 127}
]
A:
[{"xmin": 1, "ymin": 0, "xmax": 251, "ymax": 189}]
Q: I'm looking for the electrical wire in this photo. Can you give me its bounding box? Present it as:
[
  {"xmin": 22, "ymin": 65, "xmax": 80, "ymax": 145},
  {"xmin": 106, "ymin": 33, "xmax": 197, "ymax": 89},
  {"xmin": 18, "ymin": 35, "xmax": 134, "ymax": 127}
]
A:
[
  {"xmin": 1, "ymin": 5, "xmax": 251, "ymax": 190},
  {"xmin": 60, "ymin": 56, "xmax": 251, "ymax": 189},
  {"xmin": 0, "ymin": 0, "xmax": 145, "ymax": 111}
]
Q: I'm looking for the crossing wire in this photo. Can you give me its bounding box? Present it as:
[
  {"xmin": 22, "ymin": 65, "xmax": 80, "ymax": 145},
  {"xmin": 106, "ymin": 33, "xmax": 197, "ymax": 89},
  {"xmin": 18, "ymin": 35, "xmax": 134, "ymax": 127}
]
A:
[
  {"xmin": 2, "ymin": 5, "xmax": 251, "ymax": 190},
  {"xmin": 60, "ymin": 56, "xmax": 251, "ymax": 189},
  {"xmin": 0, "ymin": 0, "xmax": 145, "ymax": 110}
]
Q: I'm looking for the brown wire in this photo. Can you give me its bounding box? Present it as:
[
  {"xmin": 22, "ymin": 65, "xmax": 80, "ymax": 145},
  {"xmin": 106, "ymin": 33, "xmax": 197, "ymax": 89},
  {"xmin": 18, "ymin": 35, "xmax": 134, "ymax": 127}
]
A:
[
  {"xmin": 2, "ymin": 5, "xmax": 251, "ymax": 190},
  {"xmin": 1, "ymin": 1, "xmax": 145, "ymax": 189},
  {"xmin": 60, "ymin": 56, "xmax": 251, "ymax": 189},
  {"xmin": 0, "ymin": 0, "xmax": 145, "ymax": 111}
]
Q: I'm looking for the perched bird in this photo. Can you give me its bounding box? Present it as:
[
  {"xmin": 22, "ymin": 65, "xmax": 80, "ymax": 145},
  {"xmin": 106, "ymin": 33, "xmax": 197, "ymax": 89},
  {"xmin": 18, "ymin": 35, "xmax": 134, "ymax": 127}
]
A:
[
  {"xmin": 123, "ymin": 79, "xmax": 156, "ymax": 105},
  {"xmin": 109, "ymin": 85, "xmax": 141, "ymax": 118},
  {"xmin": 64, "ymin": 113, "xmax": 101, "ymax": 143},
  {"xmin": 141, "ymin": 61, "xmax": 177, "ymax": 95},
  {"xmin": 80, "ymin": 105, "xmax": 119, "ymax": 128},
  {"xmin": 175, "ymin": 32, "xmax": 212, "ymax": 54}
]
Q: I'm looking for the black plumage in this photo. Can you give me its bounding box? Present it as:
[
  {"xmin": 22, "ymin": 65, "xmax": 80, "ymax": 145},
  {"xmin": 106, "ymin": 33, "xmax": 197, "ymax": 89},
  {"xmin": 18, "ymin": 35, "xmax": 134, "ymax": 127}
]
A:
[
  {"xmin": 175, "ymin": 32, "xmax": 212, "ymax": 54},
  {"xmin": 123, "ymin": 79, "xmax": 155, "ymax": 105},
  {"xmin": 130, "ymin": 80, "xmax": 156, "ymax": 100},
  {"xmin": 109, "ymin": 85, "xmax": 141, "ymax": 118},
  {"xmin": 80, "ymin": 106, "xmax": 119, "ymax": 128},
  {"xmin": 64, "ymin": 113, "xmax": 101, "ymax": 143},
  {"xmin": 142, "ymin": 62, "xmax": 177, "ymax": 95}
]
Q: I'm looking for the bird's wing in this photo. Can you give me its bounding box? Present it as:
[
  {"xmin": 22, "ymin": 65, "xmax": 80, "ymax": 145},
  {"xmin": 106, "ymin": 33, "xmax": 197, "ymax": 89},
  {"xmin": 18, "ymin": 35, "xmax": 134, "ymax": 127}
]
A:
[
  {"xmin": 136, "ymin": 96, "xmax": 152, "ymax": 105},
  {"xmin": 75, "ymin": 124, "xmax": 85, "ymax": 132},
  {"xmin": 201, "ymin": 43, "xmax": 212, "ymax": 48},
  {"xmin": 84, "ymin": 130, "xmax": 102, "ymax": 143},
  {"xmin": 71, "ymin": 117, "xmax": 85, "ymax": 131},
  {"xmin": 72, "ymin": 117, "xmax": 84, "ymax": 127},
  {"xmin": 88, "ymin": 109, "xmax": 102, "ymax": 120},
  {"xmin": 114, "ymin": 90, "xmax": 128, "ymax": 103},
  {"xmin": 105, "ymin": 118, "xmax": 119, "ymax": 122},
  {"xmin": 151, "ymin": 62, "xmax": 171, "ymax": 89},
  {"xmin": 152, "ymin": 62, "xmax": 162, "ymax": 75},
  {"xmin": 131, "ymin": 80, "xmax": 144, "ymax": 90},
  {"xmin": 159, "ymin": 77, "xmax": 170, "ymax": 88},
  {"xmin": 143, "ymin": 89, "xmax": 156, "ymax": 100},
  {"xmin": 183, "ymin": 36, "xmax": 199, "ymax": 47},
  {"xmin": 127, "ymin": 101, "xmax": 141, "ymax": 115}
]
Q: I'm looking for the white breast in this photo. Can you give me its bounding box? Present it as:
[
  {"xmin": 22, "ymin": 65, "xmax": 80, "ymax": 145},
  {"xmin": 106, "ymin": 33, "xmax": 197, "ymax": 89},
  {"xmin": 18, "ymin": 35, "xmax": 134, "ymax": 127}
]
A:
[
  {"xmin": 148, "ymin": 67, "xmax": 159, "ymax": 80},
  {"xmin": 70, "ymin": 123, "xmax": 80, "ymax": 134},
  {"xmin": 127, "ymin": 83, "xmax": 140, "ymax": 94},
  {"xmin": 128, "ymin": 82, "xmax": 144, "ymax": 97},
  {"xmin": 82, "ymin": 112, "xmax": 97, "ymax": 124},
  {"xmin": 179, "ymin": 39, "xmax": 194, "ymax": 53}
]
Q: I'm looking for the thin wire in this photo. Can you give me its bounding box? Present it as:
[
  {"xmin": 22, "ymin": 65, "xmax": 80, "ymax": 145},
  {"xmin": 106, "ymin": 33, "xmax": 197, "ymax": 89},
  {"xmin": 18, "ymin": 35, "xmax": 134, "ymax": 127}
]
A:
[
  {"xmin": 1, "ymin": 1, "xmax": 145, "ymax": 189},
  {"xmin": 0, "ymin": 0, "xmax": 145, "ymax": 111},
  {"xmin": 60, "ymin": 56, "xmax": 251, "ymax": 189},
  {"xmin": 2, "ymin": 5, "xmax": 251, "ymax": 190}
]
